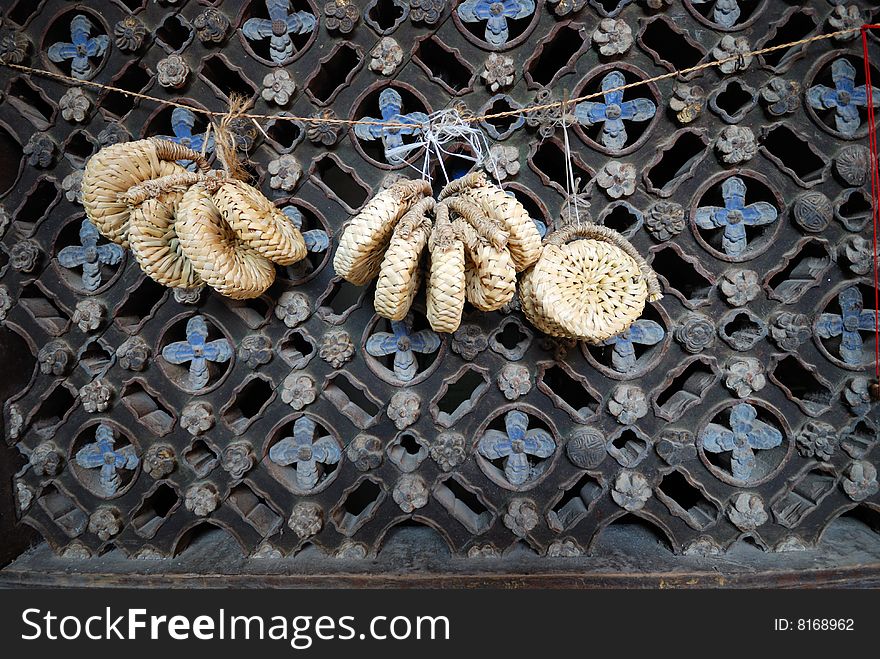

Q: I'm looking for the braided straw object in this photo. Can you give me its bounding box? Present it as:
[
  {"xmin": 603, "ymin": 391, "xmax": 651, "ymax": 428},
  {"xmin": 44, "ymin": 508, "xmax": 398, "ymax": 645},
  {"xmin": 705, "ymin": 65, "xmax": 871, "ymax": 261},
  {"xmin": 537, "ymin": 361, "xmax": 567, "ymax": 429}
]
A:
[
  {"xmin": 374, "ymin": 197, "xmax": 434, "ymax": 320},
  {"xmin": 127, "ymin": 189, "xmax": 202, "ymax": 289},
  {"xmin": 82, "ymin": 138, "xmax": 210, "ymax": 248},
  {"xmin": 426, "ymin": 202, "xmax": 466, "ymax": 333},
  {"xmin": 176, "ymin": 183, "xmax": 276, "ymax": 299},
  {"xmin": 334, "ymin": 179, "xmax": 432, "ymax": 285},
  {"xmin": 520, "ymin": 224, "xmax": 662, "ymax": 343},
  {"xmin": 443, "ymin": 195, "xmax": 508, "ymax": 250},
  {"xmin": 452, "ymin": 217, "xmax": 516, "ymax": 312},
  {"xmin": 211, "ymin": 179, "xmax": 307, "ymax": 266}
]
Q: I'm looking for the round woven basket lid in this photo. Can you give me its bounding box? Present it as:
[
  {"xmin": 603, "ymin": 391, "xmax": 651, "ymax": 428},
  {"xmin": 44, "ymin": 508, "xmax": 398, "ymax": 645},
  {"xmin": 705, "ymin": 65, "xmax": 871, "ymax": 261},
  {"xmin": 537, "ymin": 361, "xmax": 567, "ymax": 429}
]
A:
[
  {"xmin": 176, "ymin": 184, "xmax": 276, "ymax": 299},
  {"xmin": 529, "ymin": 239, "xmax": 648, "ymax": 343}
]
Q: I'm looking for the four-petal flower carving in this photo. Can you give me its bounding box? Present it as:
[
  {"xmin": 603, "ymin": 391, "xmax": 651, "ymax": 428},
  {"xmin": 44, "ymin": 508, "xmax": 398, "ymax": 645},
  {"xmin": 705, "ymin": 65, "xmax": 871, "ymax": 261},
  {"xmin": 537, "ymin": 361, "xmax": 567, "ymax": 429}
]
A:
[
  {"xmin": 354, "ymin": 89, "xmax": 429, "ymax": 164},
  {"xmin": 269, "ymin": 417, "xmax": 341, "ymax": 490},
  {"xmin": 599, "ymin": 319, "xmax": 664, "ymax": 373},
  {"xmin": 694, "ymin": 177, "xmax": 777, "ymax": 256},
  {"xmin": 816, "ymin": 287, "xmax": 879, "ymax": 366},
  {"xmin": 74, "ymin": 424, "xmax": 138, "ymax": 496},
  {"xmin": 457, "ymin": 0, "xmax": 535, "ymax": 47},
  {"xmin": 157, "ymin": 107, "xmax": 215, "ymax": 171},
  {"xmin": 47, "ymin": 14, "xmax": 109, "ymax": 80},
  {"xmin": 57, "ymin": 220, "xmax": 124, "ymax": 291},
  {"xmin": 575, "ymin": 71, "xmax": 656, "ymax": 151},
  {"xmin": 242, "ymin": 0, "xmax": 316, "ymax": 64},
  {"xmin": 366, "ymin": 316, "xmax": 441, "ymax": 382},
  {"xmin": 478, "ymin": 410, "xmax": 556, "ymax": 486},
  {"xmin": 161, "ymin": 316, "xmax": 233, "ymax": 390},
  {"xmin": 700, "ymin": 403, "xmax": 782, "ymax": 482},
  {"xmin": 808, "ymin": 59, "xmax": 880, "ymax": 137}
]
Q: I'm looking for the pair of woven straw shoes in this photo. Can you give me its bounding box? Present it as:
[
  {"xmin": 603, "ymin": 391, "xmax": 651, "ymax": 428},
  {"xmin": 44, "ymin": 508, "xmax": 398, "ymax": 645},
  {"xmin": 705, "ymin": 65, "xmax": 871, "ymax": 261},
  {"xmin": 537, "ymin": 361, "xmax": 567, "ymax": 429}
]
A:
[
  {"xmin": 81, "ymin": 137, "xmax": 307, "ymax": 299},
  {"xmin": 334, "ymin": 172, "xmax": 544, "ymax": 334}
]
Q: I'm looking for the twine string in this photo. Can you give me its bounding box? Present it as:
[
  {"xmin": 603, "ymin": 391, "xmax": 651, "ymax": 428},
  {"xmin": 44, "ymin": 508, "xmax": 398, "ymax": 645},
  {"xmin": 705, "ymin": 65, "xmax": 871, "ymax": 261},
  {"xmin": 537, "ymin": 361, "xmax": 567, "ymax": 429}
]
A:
[{"xmin": 0, "ymin": 27, "xmax": 859, "ymax": 131}]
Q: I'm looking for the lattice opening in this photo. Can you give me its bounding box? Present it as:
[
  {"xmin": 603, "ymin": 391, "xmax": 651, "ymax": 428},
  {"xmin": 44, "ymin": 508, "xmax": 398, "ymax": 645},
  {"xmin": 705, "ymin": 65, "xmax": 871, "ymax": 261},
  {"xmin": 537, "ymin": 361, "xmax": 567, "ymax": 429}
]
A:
[
  {"xmin": 481, "ymin": 96, "xmax": 521, "ymax": 138},
  {"xmin": 132, "ymin": 484, "xmax": 179, "ymax": 538},
  {"xmin": 8, "ymin": 78, "xmax": 55, "ymax": 127},
  {"xmin": 313, "ymin": 155, "xmax": 369, "ymax": 209},
  {"xmin": 650, "ymin": 246, "xmax": 713, "ymax": 304},
  {"xmin": 415, "ymin": 36, "xmax": 473, "ymax": 94},
  {"xmin": 387, "ymin": 431, "xmax": 428, "ymax": 472},
  {"xmin": 609, "ymin": 429, "xmax": 648, "ymax": 467},
  {"xmin": 224, "ymin": 295, "xmax": 272, "ymax": 329},
  {"xmin": 15, "ymin": 178, "xmax": 61, "ymax": 234},
  {"xmin": 355, "ymin": 86, "xmax": 426, "ymax": 165},
  {"xmin": 279, "ymin": 330, "xmax": 314, "ymax": 368},
  {"xmin": 222, "ymin": 376, "xmax": 274, "ymax": 433},
  {"xmin": 318, "ymin": 278, "xmax": 363, "ymax": 321},
  {"xmin": 19, "ymin": 282, "xmax": 69, "ymax": 335},
  {"xmin": 539, "ymin": 365, "xmax": 599, "ymax": 418},
  {"xmin": 530, "ymin": 139, "xmax": 592, "ymax": 191},
  {"xmin": 101, "ymin": 63, "xmax": 150, "ymax": 118},
  {"xmin": 592, "ymin": 514, "xmax": 674, "ymax": 554},
  {"xmin": 645, "ymin": 131, "xmax": 706, "ymax": 193},
  {"xmin": 772, "ymin": 356, "xmax": 833, "ymax": 414},
  {"xmin": 0, "ymin": 124, "xmax": 21, "ymax": 195},
  {"xmin": 841, "ymin": 505, "xmax": 880, "ymax": 535},
  {"xmin": 368, "ymin": 0, "xmax": 406, "ymax": 32},
  {"xmin": 266, "ymin": 119, "xmax": 302, "ymax": 151},
  {"xmin": 496, "ymin": 321, "xmax": 527, "ymax": 351},
  {"xmin": 714, "ymin": 81, "xmax": 754, "ymax": 119},
  {"xmin": 30, "ymin": 384, "xmax": 76, "ymax": 437},
  {"xmin": 527, "ymin": 24, "xmax": 583, "ymax": 87},
  {"xmin": 227, "ymin": 484, "xmax": 282, "ymax": 537},
  {"xmin": 174, "ymin": 523, "xmax": 241, "ymax": 558},
  {"xmin": 760, "ymin": 11, "xmax": 817, "ymax": 69},
  {"xmin": 37, "ymin": 485, "xmax": 87, "ymax": 538},
  {"xmin": 640, "ymin": 17, "xmax": 704, "ymax": 70},
  {"xmin": 772, "ymin": 466, "xmax": 837, "ymax": 528},
  {"xmin": 838, "ymin": 189, "xmax": 872, "ymax": 227},
  {"xmin": 657, "ymin": 471, "xmax": 717, "ymax": 530},
  {"xmin": 156, "ymin": 14, "xmax": 192, "ymax": 52},
  {"xmin": 761, "ymin": 125, "xmax": 826, "ymax": 184},
  {"xmin": 766, "ymin": 240, "xmax": 831, "ymax": 303},
  {"xmin": 436, "ymin": 368, "xmax": 488, "ymax": 421},
  {"xmin": 600, "ymin": 203, "xmax": 641, "ymax": 236},
  {"xmin": 63, "ymin": 130, "xmax": 96, "ymax": 169},
  {"xmin": 549, "ymin": 472, "xmax": 602, "ymax": 531},
  {"xmin": 841, "ymin": 420, "xmax": 877, "ymax": 459},
  {"xmin": 435, "ymin": 477, "xmax": 492, "ymax": 534},
  {"xmin": 78, "ymin": 341, "xmax": 112, "ymax": 377},
  {"xmin": 7, "ymin": 0, "xmax": 42, "ymax": 25},
  {"xmin": 655, "ymin": 359, "xmax": 715, "ymax": 421},
  {"xmin": 722, "ymin": 311, "xmax": 763, "ymax": 347},
  {"xmin": 121, "ymin": 380, "xmax": 176, "ymax": 436},
  {"xmin": 323, "ymin": 373, "xmax": 382, "ymax": 427},
  {"xmin": 200, "ymin": 55, "xmax": 256, "ymax": 99},
  {"xmin": 184, "ymin": 440, "xmax": 219, "ymax": 478},
  {"xmin": 307, "ymin": 43, "xmax": 362, "ymax": 104},
  {"xmin": 333, "ymin": 479, "xmax": 383, "ymax": 536},
  {"xmin": 114, "ymin": 278, "xmax": 166, "ymax": 333}
]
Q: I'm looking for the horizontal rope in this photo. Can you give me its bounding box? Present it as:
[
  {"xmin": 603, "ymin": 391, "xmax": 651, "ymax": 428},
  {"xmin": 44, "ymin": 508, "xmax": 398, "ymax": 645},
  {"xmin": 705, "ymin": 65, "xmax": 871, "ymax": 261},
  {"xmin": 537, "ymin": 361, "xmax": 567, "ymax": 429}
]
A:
[{"xmin": 0, "ymin": 27, "xmax": 860, "ymax": 129}]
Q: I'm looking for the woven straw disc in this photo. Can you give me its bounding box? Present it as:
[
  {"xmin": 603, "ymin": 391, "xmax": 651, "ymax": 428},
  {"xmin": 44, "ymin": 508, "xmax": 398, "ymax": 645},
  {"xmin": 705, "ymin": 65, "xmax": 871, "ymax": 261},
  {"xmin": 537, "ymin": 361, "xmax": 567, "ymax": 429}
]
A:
[
  {"xmin": 127, "ymin": 190, "xmax": 202, "ymax": 289},
  {"xmin": 82, "ymin": 139, "xmax": 186, "ymax": 248},
  {"xmin": 374, "ymin": 220, "xmax": 431, "ymax": 321},
  {"xmin": 212, "ymin": 179, "xmax": 307, "ymax": 266},
  {"xmin": 530, "ymin": 239, "xmax": 648, "ymax": 343},
  {"xmin": 426, "ymin": 239, "xmax": 466, "ymax": 333},
  {"xmin": 334, "ymin": 179, "xmax": 431, "ymax": 285},
  {"xmin": 176, "ymin": 184, "xmax": 276, "ymax": 299},
  {"xmin": 464, "ymin": 184, "xmax": 542, "ymax": 272}
]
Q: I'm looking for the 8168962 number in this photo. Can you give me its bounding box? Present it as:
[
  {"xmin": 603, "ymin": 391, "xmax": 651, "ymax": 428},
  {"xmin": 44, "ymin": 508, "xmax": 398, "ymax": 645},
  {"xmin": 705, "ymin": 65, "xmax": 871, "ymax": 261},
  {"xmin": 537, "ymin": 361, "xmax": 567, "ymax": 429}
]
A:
[{"xmin": 774, "ymin": 619, "xmax": 854, "ymax": 631}]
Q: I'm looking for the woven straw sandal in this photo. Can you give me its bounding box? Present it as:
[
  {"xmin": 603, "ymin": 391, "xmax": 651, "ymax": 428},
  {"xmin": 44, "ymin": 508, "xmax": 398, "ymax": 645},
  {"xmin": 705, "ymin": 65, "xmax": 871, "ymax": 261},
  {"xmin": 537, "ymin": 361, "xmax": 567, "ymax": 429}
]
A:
[
  {"xmin": 426, "ymin": 202, "xmax": 466, "ymax": 333},
  {"xmin": 176, "ymin": 183, "xmax": 276, "ymax": 299},
  {"xmin": 452, "ymin": 218, "xmax": 516, "ymax": 312},
  {"xmin": 374, "ymin": 197, "xmax": 434, "ymax": 321},
  {"xmin": 82, "ymin": 138, "xmax": 210, "ymax": 248},
  {"xmin": 334, "ymin": 179, "xmax": 432, "ymax": 285},
  {"xmin": 127, "ymin": 190, "xmax": 202, "ymax": 289},
  {"xmin": 211, "ymin": 179, "xmax": 307, "ymax": 266},
  {"xmin": 519, "ymin": 224, "xmax": 662, "ymax": 343}
]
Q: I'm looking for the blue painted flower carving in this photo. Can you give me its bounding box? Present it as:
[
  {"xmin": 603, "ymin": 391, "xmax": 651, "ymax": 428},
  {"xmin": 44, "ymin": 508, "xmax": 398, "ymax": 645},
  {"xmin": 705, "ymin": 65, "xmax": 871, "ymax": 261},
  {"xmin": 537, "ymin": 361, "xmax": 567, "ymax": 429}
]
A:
[
  {"xmin": 269, "ymin": 417, "xmax": 341, "ymax": 490},
  {"xmin": 354, "ymin": 89, "xmax": 429, "ymax": 164},
  {"xmin": 599, "ymin": 319, "xmax": 664, "ymax": 373},
  {"xmin": 57, "ymin": 219, "xmax": 124, "ymax": 291},
  {"xmin": 457, "ymin": 0, "xmax": 535, "ymax": 47},
  {"xmin": 700, "ymin": 403, "xmax": 782, "ymax": 482},
  {"xmin": 47, "ymin": 14, "xmax": 109, "ymax": 80},
  {"xmin": 74, "ymin": 424, "xmax": 138, "ymax": 496},
  {"xmin": 366, "ymin": 316, "xmax": 441, "ymax": 382},
  {"xmin": 574, "ymin": 71, "xmax": 656, "ymax": 151},
  {"xmin": 816, "ymin": 287, "xmax": 879, "ymax": 366},
  {"xmin": 161, "ymin": 316, "xmax": 233, "ymax": 390},
  {"xmin": 694, "ymin": 177, "xmax": 777, "ymax": 257},
  {"xmin": 282, "ymin": 206, "xmax": 329, "ymax": 253},
  {"xmin": 691, "ymin": 0, "xmax": 742, "ymax": 29},
  {"xmin": 242, "ymin": 0, "xmax": 316, "ymax": 64},
  {"xmin": 157, "ymin": 108, "xmax": 215, "ymax": 171},
  {"xmin": 478, "ymin": 410, "xmax": 556, "ymax": 486},
  {"xmin": 808, "ymin": 59, "xmax": 880, "ymax": 136}
]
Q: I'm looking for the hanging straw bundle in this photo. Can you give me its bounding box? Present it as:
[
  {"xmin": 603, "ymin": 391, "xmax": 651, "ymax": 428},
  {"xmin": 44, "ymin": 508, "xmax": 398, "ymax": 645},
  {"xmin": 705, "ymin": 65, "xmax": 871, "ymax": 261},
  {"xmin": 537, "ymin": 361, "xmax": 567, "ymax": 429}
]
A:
[{"xmin": 425, "ymin": 202, "xmax": 466, "ymax": 333}]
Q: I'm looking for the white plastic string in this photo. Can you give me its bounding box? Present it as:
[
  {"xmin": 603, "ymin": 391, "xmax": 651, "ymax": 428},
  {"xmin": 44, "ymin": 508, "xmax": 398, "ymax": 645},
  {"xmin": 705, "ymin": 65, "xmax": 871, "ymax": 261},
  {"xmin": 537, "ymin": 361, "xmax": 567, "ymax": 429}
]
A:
[
  {"xmin": 557, "ymin": 93, "xmax": 582, "ymax": 226},
  {"xmin": 385, "ymin": 107, "xmax": 498, "ymax": 184}
]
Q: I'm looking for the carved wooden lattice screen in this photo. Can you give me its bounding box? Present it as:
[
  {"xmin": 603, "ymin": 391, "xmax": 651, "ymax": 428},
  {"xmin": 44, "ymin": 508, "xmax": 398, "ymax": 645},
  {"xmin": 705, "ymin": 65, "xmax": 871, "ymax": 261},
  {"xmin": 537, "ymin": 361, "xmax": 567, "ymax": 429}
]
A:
[{"xmin": 0, "ymin": 0, "xmax": 878, "ymax": 563}]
